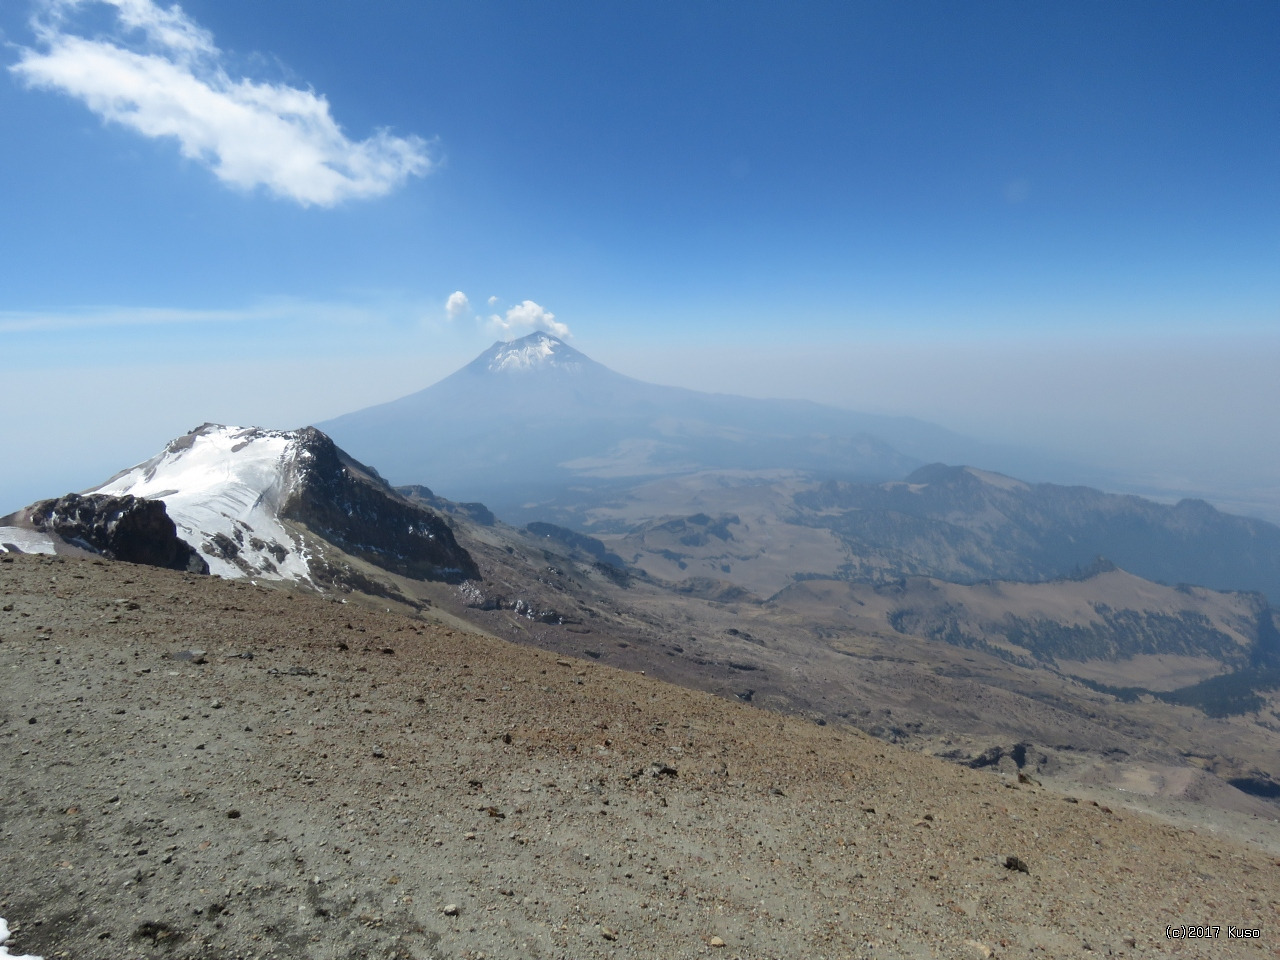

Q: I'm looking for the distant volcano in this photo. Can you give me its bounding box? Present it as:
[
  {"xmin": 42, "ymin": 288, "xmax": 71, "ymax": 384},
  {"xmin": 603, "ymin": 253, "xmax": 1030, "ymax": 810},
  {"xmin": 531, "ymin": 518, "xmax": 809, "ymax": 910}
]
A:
[{"xmin": 317, "ymin": 332, "xmax": 957, "ymax": 521}]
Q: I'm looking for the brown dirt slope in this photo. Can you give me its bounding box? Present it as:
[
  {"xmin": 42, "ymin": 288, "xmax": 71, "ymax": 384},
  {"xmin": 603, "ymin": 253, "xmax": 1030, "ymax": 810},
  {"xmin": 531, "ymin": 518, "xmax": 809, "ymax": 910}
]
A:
[{"xmin": 1, "ymin": 553, "xmax": 1277, "ymax": 959}]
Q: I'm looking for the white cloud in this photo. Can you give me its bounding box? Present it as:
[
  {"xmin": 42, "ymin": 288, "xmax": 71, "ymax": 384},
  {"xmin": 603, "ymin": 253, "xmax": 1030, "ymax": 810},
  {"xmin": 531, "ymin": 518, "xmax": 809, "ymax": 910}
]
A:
[
  {"xmin": 10, "ymin": 0, "xmax": 433, "ymax": 206},
  {"xmin": 486, "ymin": 300, "xmax": 570, "ymax": 340},
  {"xmin": 445, "ymin": 291, "xmax": 470, "ymax": 320},
  {"xmin": 487, "ymin": 295, "xmax": 500, "ymax": 306}
]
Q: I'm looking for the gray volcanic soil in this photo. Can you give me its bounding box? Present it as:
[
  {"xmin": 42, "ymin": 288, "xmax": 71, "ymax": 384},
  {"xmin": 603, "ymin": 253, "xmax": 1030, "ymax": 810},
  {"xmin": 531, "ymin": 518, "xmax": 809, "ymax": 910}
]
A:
[{"xmin": 1, "ymin": 553, "xmax": 1277, "ymax": 960}]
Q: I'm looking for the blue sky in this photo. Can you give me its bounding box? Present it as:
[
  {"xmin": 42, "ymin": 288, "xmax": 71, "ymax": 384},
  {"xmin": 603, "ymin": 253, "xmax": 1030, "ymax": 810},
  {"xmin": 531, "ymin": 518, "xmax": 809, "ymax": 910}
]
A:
[{"xmin": 1, "ymin": 0, "xmax": 1278, "ymax": 517}]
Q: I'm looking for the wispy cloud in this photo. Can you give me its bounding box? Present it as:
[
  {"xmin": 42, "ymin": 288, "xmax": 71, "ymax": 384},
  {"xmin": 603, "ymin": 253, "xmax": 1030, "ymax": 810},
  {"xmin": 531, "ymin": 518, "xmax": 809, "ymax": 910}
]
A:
[
  {"xmin": 0, "ymin": 298, "xmax": 381, "ymax": 334},
  {"xmin": 487, "ymin": 299, "xmax": 570, "ymax": 339},
  {"xmin": 9, "ymin": 0, "xmax": 434, "ymax": 206}
]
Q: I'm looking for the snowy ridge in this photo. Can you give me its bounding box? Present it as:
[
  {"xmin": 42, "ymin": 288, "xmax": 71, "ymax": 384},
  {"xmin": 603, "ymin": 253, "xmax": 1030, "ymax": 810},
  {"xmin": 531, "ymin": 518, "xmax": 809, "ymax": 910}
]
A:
[
  {"xmin": 486, "ymin": 332, "xmax": 582, "ymax": 373},
  {"xmin": 91, "ymin": 424, "xmax": 314, "ymax": 581}
]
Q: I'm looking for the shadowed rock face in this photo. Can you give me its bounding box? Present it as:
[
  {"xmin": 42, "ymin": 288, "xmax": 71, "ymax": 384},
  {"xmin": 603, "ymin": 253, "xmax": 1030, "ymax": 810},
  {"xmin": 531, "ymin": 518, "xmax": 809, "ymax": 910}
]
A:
[
  {"xmin": 280, "ymin": 428, "xmax": 479, "ymax": 583},
  {"xmin": 27, "ymin": 493, "xmax": 208, "ymax": 573}
]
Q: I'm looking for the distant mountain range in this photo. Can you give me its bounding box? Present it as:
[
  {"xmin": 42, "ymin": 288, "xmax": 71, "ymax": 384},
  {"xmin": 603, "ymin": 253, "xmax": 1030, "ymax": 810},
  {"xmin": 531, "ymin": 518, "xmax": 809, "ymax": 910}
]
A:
[
  {"xmin": 323, "ymin": 333, "xmax": 1280, "ymax": 604},
  {"xmin": 317, "ymin": 332, "xmax": 1075, "ymax": 523},
  {"xmin": 791, "ymin": 464, "xmax": 1280, "ymax": 602}
]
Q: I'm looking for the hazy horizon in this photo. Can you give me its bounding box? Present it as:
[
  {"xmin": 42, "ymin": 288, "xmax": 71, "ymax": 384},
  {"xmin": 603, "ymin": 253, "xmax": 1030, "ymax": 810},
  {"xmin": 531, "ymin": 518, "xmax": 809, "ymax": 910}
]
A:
[{"xmin": 2, "ymin": 1, "xmax": 1276, "ymax": 520}]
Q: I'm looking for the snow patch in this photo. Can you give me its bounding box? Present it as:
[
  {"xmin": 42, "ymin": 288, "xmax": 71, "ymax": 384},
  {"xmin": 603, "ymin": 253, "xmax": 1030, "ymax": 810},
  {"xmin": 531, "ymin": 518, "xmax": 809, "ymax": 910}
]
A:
[
  {"xmin": 0, "ymin": 527, "xmax": 57, "ymax": 556},
  {"xmin": 487, "ymin": 333, "xmax": 581, "ymax": 373},
  {"xmin": 0, "ymin": 917, "xmax": 42, "ymax": 960},
  {"xmin": 91, "ymin": 424, "xmax": 313, "ymax": 582}
]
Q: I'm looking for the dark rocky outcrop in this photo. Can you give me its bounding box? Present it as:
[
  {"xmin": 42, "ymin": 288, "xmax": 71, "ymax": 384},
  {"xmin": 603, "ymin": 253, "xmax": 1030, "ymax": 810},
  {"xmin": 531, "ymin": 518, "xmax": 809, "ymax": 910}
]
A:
[
  {"xmin": 281, "ymin": 429, "xmax": 479, "ymax": 583},
  {"xmin": 25, "ymin": 493, "xmax": 208, "ymax": 573}
]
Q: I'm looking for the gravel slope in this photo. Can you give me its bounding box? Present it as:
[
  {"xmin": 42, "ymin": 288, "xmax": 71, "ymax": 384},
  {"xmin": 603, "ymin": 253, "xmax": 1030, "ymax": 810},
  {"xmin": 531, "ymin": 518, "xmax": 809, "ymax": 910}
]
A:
[{"xmin": 1, "ymin": 553, "xmax": 1276, "ymax": 959}]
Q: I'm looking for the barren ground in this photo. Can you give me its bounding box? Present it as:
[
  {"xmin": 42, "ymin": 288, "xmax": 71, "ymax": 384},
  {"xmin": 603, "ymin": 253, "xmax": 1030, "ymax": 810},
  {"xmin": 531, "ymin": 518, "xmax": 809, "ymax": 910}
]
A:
[{"xmin": 2, "ymin": 553, "xmax": 1278, "ymax": 959}]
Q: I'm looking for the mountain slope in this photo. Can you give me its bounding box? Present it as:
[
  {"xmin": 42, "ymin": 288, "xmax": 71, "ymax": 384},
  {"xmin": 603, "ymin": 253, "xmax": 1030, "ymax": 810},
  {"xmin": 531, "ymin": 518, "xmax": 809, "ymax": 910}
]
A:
[
  {"xmin": 262, "ymin": 479, "xmax": 1280, "ymax": 815},
  {"xmin": 2, "ymin": 551, "xmax": 1275, "ymax": 960},
  {"xmin": 772, "ymin": 566, "xmax": 1280, "ymax": 689}
]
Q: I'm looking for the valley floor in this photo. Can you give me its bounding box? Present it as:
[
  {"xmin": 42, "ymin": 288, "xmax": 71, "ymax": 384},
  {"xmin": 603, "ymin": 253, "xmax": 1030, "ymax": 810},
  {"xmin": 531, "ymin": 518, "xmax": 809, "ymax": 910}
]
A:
[{"xmin": 1, "ymin": 553, "xmax": 1277, "ymax": 959}]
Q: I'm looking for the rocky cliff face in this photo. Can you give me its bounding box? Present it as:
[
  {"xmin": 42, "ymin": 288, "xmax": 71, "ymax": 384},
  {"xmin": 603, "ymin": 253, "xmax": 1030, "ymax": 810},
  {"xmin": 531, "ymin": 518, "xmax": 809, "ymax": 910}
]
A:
[
  {"xmin": 24, "ymin": 493, "xmax": 208, "ymax": 573},
  {"xmin": 279, "ymin": 428, "xmax": 479, "ymax": 583}
]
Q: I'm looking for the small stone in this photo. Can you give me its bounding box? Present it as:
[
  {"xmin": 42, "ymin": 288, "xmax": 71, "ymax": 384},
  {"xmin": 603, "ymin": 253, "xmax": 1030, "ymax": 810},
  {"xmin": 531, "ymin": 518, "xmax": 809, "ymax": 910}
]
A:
[
  {"xmin": 709, "ymin": 936, "xmax": 726, "ymax": 947},
  {"xmin": 601, "ymin": 927, "xmax": 618, "ymax": 941},
  {"xmin": 1003, "ymin": 855, "xmax": 1030, "ymax": 874},
  {"xmin": 372, "ymin": 746, "xmax": 385, "ymax": 758},
  {"xmin": 442, "ymin": 903, "xmax": 459, "ymax": 916}
]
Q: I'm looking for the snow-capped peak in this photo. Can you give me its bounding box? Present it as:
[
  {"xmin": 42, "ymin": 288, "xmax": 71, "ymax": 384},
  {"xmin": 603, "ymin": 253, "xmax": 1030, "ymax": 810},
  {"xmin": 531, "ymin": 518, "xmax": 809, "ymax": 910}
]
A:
[
  {"xmin": 81, "ymin": 423, "xmax": 478, "ymax": 587},
  {"xmin": 484, "ymin": 331, "xmax": 583, "ymax": 373},
  {"xmin": 90, "ymin": 424, "xmax": 314, "ymax": 581}
]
